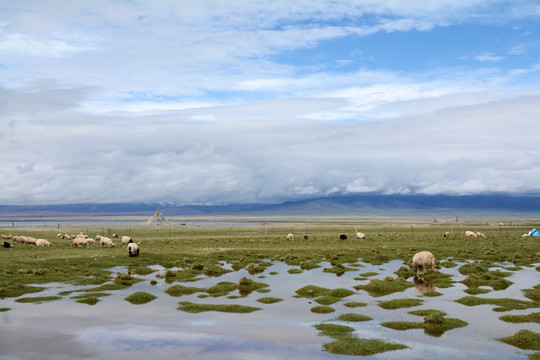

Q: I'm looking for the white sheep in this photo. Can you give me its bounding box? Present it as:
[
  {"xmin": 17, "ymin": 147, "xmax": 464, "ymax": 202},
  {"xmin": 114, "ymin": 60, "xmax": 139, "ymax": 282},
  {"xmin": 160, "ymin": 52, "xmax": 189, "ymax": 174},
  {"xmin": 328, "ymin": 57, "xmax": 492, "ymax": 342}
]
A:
[
  {"xmin": 24, "ymin": 237, "xmax": 37, "ymax": 245},
  {"xmin": 412, "ymin": 251, "xmax": 435, "ymax": 273},
  {"xmin": 127, "ymin": 240, "xmax": 139, "ymax": 257},
  {"xmin": 465, "ymin": 231, "xmax": 477, "ymax": 238},
  {"xmin": 56, "ymin": 233, "xmax": 63, "ymax": 238},
  {"xmin": 121, "ymin": 236, "xmax": 132, "ymax": 244},
  {"xmin": 35, "ymin": 239, "xmax": 51, "ymax": 247},
  {"xmin": 286, "ymin": 233, "xmax": 294, "ymax": 240},
  {"xmin": 356, "ymin": 232, "xmax": 365, "ymax": 240},
  {"xmin": 72, "ymin": 237, "xmax": 93, "ymax": 247},
  {"xmin": 476, "ymin": 232, "xmax": 486, "ymax": 238},
  {"xmin": 100, "ymin": 236, "xmax": 115, "ymax": 248},
  {"xmin": 95, "ymin": 234, "xmax": 102, "ymax": 241},
  {"xmin": 443, "ymin": 231, "xmax": 450, "ymax": 238}
]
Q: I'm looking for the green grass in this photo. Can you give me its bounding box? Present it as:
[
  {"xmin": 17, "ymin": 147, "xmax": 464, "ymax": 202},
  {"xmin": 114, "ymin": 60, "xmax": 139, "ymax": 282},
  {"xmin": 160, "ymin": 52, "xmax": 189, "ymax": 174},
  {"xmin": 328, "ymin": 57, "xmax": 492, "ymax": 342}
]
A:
[
  {"xmin": 1, "ymin": 221, "xmax": 538, "ymax": 298},
  {"xmin": 177, "ymin": 301, "xmax": 261, "ymax": 313},
  {"xmin": 323, "ymin": 337, "xmax": 407, "ymax": 356},
  {"xmin": 455, "ymin": 296, "xmax": 539, "ymax": 312},
  {"xmin": 500, "ymin": 312, "xmax": 540, "ymax": 324},
  {"xmin": 295, "ymin": 285, "xmax": 332, "ymax": 298},
  {"xmin": 314, "ymin": 323, "xmax": 354, "ymax": 337},
  {"xmin": 498, "ymin": 330, "xmax": 540, "ymax": 351},
  {"xmin": 381, "ymin": 309, "xmax": 468, "ymax": 337},
  {"xmin": 311, "ymin": 305, "xmax": 335, "ymax": 314},
  {"xmin": 15, "ymin": 295, "xmax": 62, "ymax": 303},
  {"xmin": 125, "ymin": 291, "xmax": 157, "ymax": 304},
  {"xmin": 343, "ymin": 301, "xmax": 367, "ymax": 308},
  {"xmin": 256, "ymin": 297, "xmax": 283, "ymax": 304},
  {"xmin": 165, "ymin": 284, "xmax": 204, "ymax": 296},
  {"xmin": 1, "ymin": 220, "xmax": 538, "ymax": 357},
  {"xmin": 288, "ymin": 268, "xmax": 303, "ymax": 274},
  {"xmin": 0, "ymin": 284, "xmax": 45, "ymax": 299},
  {"xmin": 524, "ymin": 284, "xmax": 540, "ymax": 302},
  {"xmin": 314, "ymin": 296, "xmax": 341, "ymax": 305},
  {"xmin": 314, "ymin": 322, "xmax": 407, "ymax": 356},
  {"xmin": 337, "ymin": 313, "xmax": 372, "ymax": 322},
  {"xmin": 378, "ymin": 298, "xmax": 423, "ymax": 310},
  {"xmin": 354, "ymin": 277, "xmax": 414, "ymax": 297},
  {"xmin": 71, "ymin": 292, "xmax": 111, "ymax": 305}
]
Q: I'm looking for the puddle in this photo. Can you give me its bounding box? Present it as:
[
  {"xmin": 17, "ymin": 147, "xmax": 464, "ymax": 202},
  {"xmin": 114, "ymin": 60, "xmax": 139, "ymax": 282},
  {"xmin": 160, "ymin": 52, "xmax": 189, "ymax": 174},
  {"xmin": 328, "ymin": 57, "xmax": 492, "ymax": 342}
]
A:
[{"xmin": 1, "ymin": 259, "xmax": 539, "ymax": 359}]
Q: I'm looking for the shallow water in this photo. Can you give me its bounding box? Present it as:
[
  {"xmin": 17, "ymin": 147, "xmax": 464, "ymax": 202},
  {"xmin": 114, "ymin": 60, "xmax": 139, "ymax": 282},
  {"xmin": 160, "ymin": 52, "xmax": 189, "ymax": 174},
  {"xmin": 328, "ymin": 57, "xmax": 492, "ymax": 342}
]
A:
[{"xmin": 1, "ymin": 260, "xmax": 539, "ymax": 360}]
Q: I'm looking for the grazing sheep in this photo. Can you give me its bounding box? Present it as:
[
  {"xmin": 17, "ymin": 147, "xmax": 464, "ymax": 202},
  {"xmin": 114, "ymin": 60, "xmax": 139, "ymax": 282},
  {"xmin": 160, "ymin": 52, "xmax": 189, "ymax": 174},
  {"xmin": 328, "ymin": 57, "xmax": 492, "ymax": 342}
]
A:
[
  {"xmin": 412, "ymin": 251, "xmax": 435, "ymax": 273},
  {"xmin": 2, "ymin": 241, "xmax": 12, "ymax": 248},
  {"xmin": 35, "ymin": 239, "xmax": 51, "ymax": 247},
  {"xmin": 56, "ymin": 233, "xmax": 63, "ymax": 239},
  {"xmin": 100, "ymin": 236, "xmax": 115, "ymax": 248},
  {"xmin": 24, "ymin": 237, "xmax": 37, "ymax": 245},
  {"xmin": 127, "ymin": 239, "xmax": 139, "ymax": 257},
  {"xmin": 443, "ymin": 232, "xmax": 450, "ymax": 238},
  {"xmin": 476, "ymin": 232, "xmax": 486, "ymax": 238},
  {"xmin": 72, "ymin": 237, "xmax": 93, "ymax": 247},
  {"xmin": 339, "ymin": 234, "xmax": 347, "ymax": 240},
  {"xmin": 303, "ymin": 235, "xmax": 309, "ymax": 240},
  {"xmin": 1, "ymin": 234, "xmax": 12, "ymax": 239},
  {"xmin": 465, "ymin": 231, "xmax": 477, "ymax": 238},
  {"xmin": 356, "ymin": 232, "xmax": 365, "ymax": 240},
  {"xmin": 286, "ymin": 233, "xmax": 294, "ymax": 240},
  {"xmin": 15, "ymin": 236, "xmax": 26, "ymax": 244},
  {"xmin": 112, "ymin": 234, "xmax": 118, "ymax": 238},
  {"xmin": 121, "ymin": 236, "xmax": 132, "ymax": 244},
  {"xmin": 95, "ymin": 234, "xmax": 102, "ymax": 241}
]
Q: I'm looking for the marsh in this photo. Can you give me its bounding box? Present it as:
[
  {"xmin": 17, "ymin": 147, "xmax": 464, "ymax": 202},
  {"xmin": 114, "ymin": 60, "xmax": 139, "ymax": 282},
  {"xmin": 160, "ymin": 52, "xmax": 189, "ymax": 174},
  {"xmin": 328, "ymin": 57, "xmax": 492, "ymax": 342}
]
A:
[{"xmin": 0, "ymin": 220, "xmax": 538, "ymax": 359}]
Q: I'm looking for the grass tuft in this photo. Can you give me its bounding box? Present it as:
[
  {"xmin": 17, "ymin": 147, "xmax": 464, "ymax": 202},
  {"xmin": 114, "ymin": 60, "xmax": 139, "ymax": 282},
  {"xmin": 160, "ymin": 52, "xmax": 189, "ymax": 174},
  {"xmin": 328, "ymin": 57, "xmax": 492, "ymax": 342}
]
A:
[{"xmin": 125, "ymin": 291, "xmax": 157, "ymax": 304}]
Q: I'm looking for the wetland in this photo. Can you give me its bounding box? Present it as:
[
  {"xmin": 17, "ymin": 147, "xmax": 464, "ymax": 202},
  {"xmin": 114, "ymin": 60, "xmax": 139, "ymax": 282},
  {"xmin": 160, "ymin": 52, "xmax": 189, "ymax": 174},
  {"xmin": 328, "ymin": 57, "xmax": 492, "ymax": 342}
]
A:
[{"xmin": 0, "ymin": 218, "xmax": 539, "ymax": 359}]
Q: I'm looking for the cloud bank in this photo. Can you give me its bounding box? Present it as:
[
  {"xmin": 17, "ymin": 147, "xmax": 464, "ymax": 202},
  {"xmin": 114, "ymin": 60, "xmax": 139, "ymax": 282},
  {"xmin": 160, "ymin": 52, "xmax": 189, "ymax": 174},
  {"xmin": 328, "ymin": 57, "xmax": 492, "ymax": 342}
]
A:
[{"xmin": 0, "ymin": 1, "xmax": 539, "ymax": 205}]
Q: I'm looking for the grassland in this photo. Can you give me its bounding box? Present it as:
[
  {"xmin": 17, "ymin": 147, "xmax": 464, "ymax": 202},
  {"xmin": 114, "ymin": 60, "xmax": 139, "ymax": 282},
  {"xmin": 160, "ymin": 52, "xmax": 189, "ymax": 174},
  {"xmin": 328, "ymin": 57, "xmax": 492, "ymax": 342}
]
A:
[
  {"xmin": 0, "ymin": 218, "xmax": 538, "ymax": 296},
  {"xmin": 0, "ymin": 217, "xmax": 539, "ymax": 357}
]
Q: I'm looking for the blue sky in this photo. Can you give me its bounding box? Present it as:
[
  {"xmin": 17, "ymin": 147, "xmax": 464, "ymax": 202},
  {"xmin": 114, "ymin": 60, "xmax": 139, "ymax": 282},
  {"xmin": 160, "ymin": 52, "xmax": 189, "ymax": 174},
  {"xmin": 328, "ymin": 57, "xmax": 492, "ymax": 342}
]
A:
[{"xmin": 0, "ymin": 1, "xmax": 539, "ymax": 205}]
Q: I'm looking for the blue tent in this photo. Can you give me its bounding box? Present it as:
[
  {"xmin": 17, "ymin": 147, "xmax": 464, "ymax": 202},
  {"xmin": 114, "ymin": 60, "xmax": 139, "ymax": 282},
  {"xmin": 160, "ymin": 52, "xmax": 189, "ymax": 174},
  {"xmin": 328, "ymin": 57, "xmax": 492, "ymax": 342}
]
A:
[{"xmin": 528, "ymin": 229, "xmax": 540, "ymax": 237}]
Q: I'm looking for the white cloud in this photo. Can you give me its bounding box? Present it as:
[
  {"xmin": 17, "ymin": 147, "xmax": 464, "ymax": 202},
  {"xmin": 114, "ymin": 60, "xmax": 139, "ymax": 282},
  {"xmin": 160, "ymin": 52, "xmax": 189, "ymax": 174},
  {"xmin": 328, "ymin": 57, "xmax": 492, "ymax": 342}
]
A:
[
  {"xmin": 0, "ymin": 1, "xmax": 539, "ymax": 204},
  {"xmin": 473, "ymin": 52, "xmax": 504, "ymax": 62}
]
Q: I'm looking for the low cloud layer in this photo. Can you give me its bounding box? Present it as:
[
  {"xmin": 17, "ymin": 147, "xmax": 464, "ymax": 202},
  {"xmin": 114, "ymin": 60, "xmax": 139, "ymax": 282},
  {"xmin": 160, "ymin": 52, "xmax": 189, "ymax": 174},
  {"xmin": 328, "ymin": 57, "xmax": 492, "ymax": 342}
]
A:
[{"xmin": 0, "ymin": 1, "xmax": 539, "ymax": 205}]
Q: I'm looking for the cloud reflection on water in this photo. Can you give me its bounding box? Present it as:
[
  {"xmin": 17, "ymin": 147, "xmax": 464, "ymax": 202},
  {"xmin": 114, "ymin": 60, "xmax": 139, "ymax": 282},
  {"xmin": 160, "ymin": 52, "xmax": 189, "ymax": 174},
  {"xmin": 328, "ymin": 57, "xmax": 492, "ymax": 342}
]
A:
[{"xmin": 0, "ymin": 259, "xmax": 539, "ymax": 359}]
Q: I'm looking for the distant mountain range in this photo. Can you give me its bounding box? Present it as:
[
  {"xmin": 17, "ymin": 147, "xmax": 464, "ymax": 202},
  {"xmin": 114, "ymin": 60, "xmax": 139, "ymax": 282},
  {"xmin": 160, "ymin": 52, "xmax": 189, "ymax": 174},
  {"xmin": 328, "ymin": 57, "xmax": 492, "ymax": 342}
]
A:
[{"xmin": 0, "ymin": 194, "xmax": 538, "ymax": 218}]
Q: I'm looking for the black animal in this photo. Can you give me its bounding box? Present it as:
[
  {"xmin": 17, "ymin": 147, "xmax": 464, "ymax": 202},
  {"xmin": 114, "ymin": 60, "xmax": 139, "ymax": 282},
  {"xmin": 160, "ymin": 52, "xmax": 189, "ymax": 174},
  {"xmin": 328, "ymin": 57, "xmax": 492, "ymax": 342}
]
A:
[
  {"xmin": 339, "ymin": 234, "xmax": 347, "ymax": 240},
  {"xmin": 2, "ymin": 241, "xmax": 12, "ymax": 248},
  {"xmin": 127, "ymin": 239, "xmax": 139, "ymax": 257}
]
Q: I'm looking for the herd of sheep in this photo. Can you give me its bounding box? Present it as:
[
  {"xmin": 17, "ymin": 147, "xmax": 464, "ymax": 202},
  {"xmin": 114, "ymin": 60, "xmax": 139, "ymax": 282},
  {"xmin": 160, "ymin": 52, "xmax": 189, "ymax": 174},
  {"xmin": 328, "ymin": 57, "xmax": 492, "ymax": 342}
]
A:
[
  {"xmin": 285, "ymin": 230, "xmax": 485, "ymax": 241},
  {"xmin": 284, "ymin": 229, "xmax": 488, "ymax": 277},
  {"xmin": 2, "ymin": 229, "xmax": 486, "ymax": 271},
  {"xmin": 0, "ymin": 232, "xmax": 139, "ymax": 256}
]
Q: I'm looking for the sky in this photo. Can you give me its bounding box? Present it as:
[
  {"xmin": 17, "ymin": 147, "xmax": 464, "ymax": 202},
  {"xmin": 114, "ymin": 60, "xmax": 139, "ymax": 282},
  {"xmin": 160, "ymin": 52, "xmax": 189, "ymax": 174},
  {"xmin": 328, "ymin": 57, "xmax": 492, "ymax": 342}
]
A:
[{"xmin": 0, "ymin": 0, "xmax": 539, "ymax": 205}]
